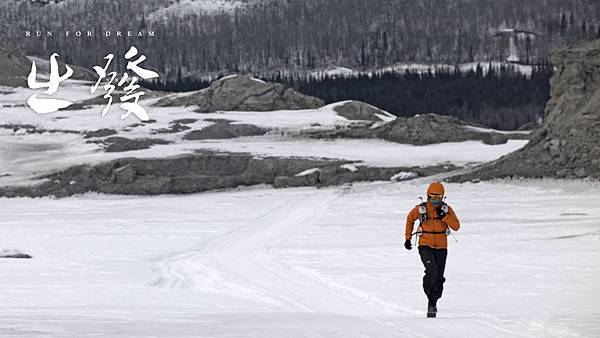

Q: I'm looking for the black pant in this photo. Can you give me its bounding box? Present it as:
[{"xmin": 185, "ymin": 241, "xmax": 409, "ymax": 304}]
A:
[{"xmin": 418, "ymin": 246, "xmax": 448, "ymax": 301}]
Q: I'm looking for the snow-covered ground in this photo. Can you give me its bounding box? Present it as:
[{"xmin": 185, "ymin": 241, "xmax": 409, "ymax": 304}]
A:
[
  {"xmin": 0, "ymin": 81, "xmax": 528, "ymax": 186},
  {"xmin": 0, "ymin": 179, "xmax": 598, "ymax": 337},
  {"xmin": 187, "ymin": 137, "xmax": 528, "ymax": 168},
  {"xmin": 0, "ymin": 126, "xmax": 527, "ymax": 186},
  {"xmin": 148, "ymin": 0, "xmax": 260, "ymax": 21},
  {"xmin": 5, "ymin": 77, "xmax": 590, "ymax": 336}
]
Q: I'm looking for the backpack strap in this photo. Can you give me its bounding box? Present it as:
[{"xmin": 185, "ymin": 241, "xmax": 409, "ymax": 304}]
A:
[
  {"xmin": 418, "ymin": 202, "xmax": 427, "ymax": 223},
  {"xmin": 411, "ymin": 202, "xmax": 449, "ymax": 237}
]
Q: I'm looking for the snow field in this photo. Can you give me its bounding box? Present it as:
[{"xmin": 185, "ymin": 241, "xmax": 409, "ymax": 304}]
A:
[{"xmin": 0, "ymin": 179, "xmax": 598, "ymax": 337}]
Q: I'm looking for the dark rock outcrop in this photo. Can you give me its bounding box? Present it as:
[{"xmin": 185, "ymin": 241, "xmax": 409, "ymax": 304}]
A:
[
  {"xmin": 89, "ymin": 137, "xmax": 172, "ymax": 152},
  {"xmin": 1, "ymin": 253, "xmax": 32, "ymax": 259},
  {"xmin": 303, "ymin": 113, "xmax": 527, "ymax": 145},
  {"xmin": 0, "ymin": 123, "xmax": 80, "ymax": 135},
  {"xmin": 0, "ymin": 151, "xmax": 459, "ymax": 198},
  {"xmin": 84, "ymin": 128, "xmax": 118, "ymax": 138},
  {"xmin": 274, "ymin": 165, "xmax": 449, "ymax": 188},
  {"xmin": 154, "ymin": 75, "xmax": 324, "ymax": 111},
  {"xmin": 0, "ymin": 49, "xmax": 98, "ymax": 87},
  {"xmin": 451, "ymin": 39, "xmax": 600, "ymax": 181},
  {"xmin": 377, "ymin": 114, "xmax": 512, "ymax": 145},
  {"xmin": 0, "ymin": 250, "xmax": 32, "ymax": 259},
  {"xmin": 333, "ymin": 101, "xmax": 395, "ymax": 122},
  {"xmin": 152, "ymin": 123, "xmax": 191, "ymax": 134},
  {"xmin": 171, "ymin": 118, "xmax": 198, "ymax": 124},
  {"xmin": 27, "ymin": 56, "xmax": 97, "ymax": 82},
  {"xmin": 184, "ymin": 120, "xmax": 268, "ymax": 140},
  {"xmin": 0, "ymin": 48, "xmax": 30, "ymax": 87}
]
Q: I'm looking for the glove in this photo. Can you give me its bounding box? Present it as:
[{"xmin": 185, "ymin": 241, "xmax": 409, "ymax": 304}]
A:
[
  {"xmin": 436, "ymin": 207, "xmax": 447, "ymax": 219},
  {"xmin": 404, "ymin": 239, "xmax": 412, "ymax": 250}
]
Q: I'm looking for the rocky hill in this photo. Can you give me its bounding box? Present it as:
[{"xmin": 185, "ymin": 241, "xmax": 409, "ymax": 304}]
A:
[
  {"xmin": 154, "ymin": 75, "xmax": 324, "ymax": 112},
  {"xmin": 0, "ymin": 48, "xmax": 103, "ymax": 87},
  {"xmin": 304, "ymin": 108, "xmax": 528, "ymax": 146},
  {"xmin": 0, "ymin": 48, "xmax": 29, "ymax": 87},
  {"xmin": 451, "ymin": 39, "xmax": 600, "ymax": 181}
]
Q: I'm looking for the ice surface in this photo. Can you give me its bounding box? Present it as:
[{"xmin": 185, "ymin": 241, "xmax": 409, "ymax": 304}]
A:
[{"xmin": 0, "ymin": 179, "xmax": 598, "ymax": 337}]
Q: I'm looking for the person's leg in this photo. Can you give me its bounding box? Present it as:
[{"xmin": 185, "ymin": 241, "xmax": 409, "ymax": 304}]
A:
[
  {"xmin": 418, "ymin": 246, "xmax": 439, "ymax": 301},
  {"xmin": 431, "ymin": 248, "xmax": 448, "ymax": 301}
]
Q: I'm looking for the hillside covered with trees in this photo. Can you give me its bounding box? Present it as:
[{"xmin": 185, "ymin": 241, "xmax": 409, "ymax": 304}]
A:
[
  {"xmin": 4, "ymin": 0, "xmax": 599, "ymax": 75},
  {"xmin": 1, "ymin": 0, "xmax": 597, "ymax": 129}
]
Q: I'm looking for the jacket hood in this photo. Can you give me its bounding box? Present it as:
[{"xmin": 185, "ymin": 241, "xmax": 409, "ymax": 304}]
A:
[{"xmin": 427, "ymin": 182, "xmax": 445, "ymax": 196}]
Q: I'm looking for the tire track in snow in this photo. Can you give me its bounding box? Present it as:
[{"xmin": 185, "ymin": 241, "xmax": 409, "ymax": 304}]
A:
[
  {"xmin": 151, "ymin": 187, "xmax": 411, "ymax": 335},
  {"xmin": 203, "ymin": 187, "xmax": 416, "ymax": 335},
  {"xmin": 204, "ymin": 188, "xmax": 374, "ymax": 313},
  {"xmin": 150, "ymin": 197, "xmax": 299, "ymax": 307}
]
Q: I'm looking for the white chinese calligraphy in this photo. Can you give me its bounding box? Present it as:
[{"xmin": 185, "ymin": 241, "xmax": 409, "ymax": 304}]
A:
[
  {"xmin": 92, "ymin": 46, "xmax": 159, "ymax": 121},
  {"xmin": 26, "ymin": 53, "xmax": 73, "ymax": 114}
]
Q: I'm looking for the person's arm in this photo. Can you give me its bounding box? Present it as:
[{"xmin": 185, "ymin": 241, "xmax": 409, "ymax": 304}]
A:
[
  {"xmin": 405, "ymin": 205, "xmax": 420, "ymax": 240},
  {"xmin": 443, "ymin": 206, "xmax": 460, "ymax": 231}
]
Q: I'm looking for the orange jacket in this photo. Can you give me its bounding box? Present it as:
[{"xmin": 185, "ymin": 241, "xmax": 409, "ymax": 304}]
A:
[{"xmin": 405, "ymin": 201, "xmax": 460, "ymax": 249}]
